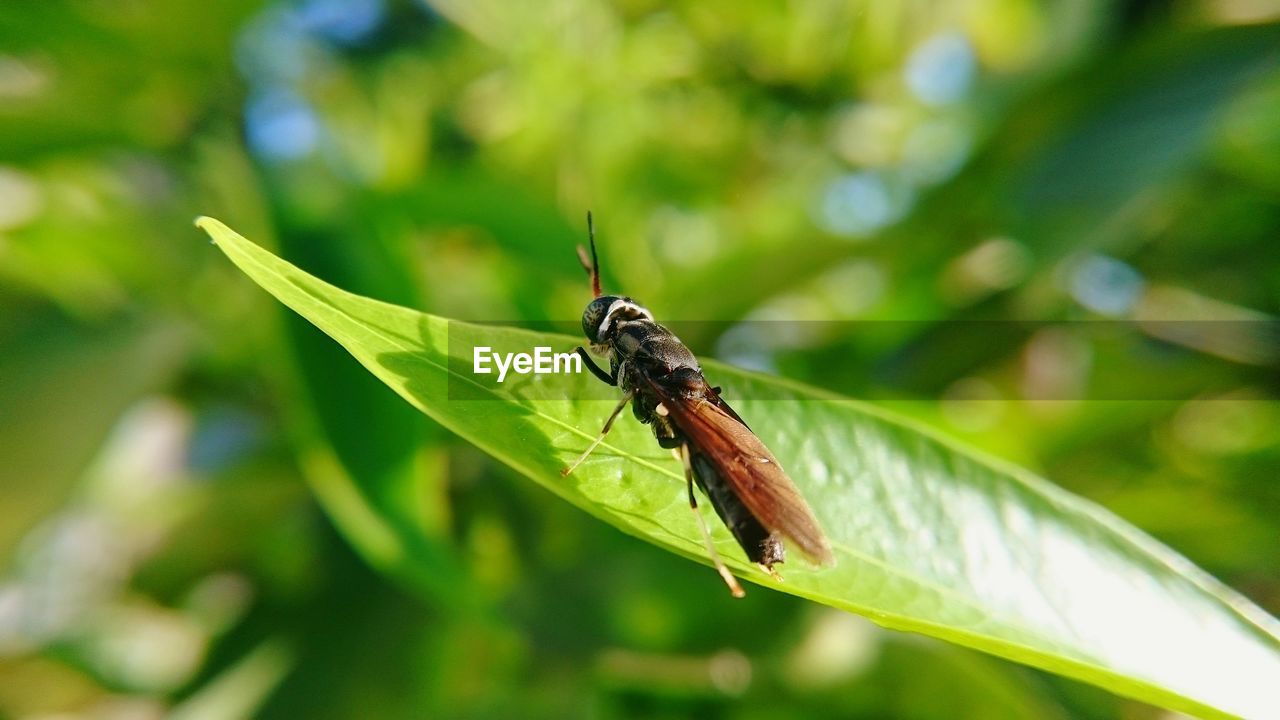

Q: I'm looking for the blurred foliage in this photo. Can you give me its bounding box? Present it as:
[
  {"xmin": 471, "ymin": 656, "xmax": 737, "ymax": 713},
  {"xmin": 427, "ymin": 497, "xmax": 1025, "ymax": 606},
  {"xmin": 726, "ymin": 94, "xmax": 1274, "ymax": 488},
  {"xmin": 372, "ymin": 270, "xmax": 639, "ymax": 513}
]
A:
[{"xmin": 1, "ymin": 1, "xmax": 1278, "ymax": 719}]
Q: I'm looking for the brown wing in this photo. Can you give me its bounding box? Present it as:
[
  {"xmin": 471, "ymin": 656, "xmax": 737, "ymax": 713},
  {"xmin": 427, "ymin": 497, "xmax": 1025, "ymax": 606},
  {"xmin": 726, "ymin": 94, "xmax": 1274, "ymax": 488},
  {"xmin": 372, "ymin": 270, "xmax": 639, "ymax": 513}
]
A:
[{"xmin": 648, "ymin": 376, "xmax": 836, "ymax": 567}]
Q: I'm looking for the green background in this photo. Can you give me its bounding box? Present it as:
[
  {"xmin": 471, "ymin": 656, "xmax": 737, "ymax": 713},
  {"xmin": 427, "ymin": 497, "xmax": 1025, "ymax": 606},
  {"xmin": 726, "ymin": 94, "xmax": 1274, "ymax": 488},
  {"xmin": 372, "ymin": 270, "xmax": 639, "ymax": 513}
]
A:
[{"xmin": 2, "ymin": 1, "xmax": 1279, "ymax": 718}]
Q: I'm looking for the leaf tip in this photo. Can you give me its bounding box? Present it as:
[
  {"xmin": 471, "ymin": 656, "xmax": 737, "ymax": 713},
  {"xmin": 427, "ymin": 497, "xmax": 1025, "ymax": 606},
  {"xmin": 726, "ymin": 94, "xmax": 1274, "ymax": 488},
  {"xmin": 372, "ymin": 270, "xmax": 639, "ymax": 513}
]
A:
[{"xmin": 194, "ymin": 216, "xmax": 224, "ymax": 245}]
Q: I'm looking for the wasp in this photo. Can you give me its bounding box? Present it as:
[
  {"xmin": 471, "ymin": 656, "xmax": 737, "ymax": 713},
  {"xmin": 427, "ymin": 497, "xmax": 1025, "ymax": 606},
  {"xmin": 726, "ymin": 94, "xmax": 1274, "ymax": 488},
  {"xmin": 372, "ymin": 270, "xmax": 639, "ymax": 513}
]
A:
[{"xmin": 561, "ymin": 214, "xmax": 835, "ymax": 597}]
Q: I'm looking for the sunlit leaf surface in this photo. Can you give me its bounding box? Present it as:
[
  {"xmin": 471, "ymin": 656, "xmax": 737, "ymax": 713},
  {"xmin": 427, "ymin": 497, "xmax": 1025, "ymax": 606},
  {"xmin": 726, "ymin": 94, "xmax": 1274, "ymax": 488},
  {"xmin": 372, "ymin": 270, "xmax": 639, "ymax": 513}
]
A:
[{"xmin": 200, "ymin": 217, "xmax": 1280, "ymax": 720}]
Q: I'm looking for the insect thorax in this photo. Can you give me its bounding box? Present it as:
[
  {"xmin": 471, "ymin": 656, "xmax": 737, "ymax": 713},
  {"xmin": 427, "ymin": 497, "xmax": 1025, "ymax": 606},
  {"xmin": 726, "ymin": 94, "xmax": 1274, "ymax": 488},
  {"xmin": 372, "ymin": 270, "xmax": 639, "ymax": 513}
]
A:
[{"xmin": 609, "ymin": 321, "xmax": 700, "ymax": 374}]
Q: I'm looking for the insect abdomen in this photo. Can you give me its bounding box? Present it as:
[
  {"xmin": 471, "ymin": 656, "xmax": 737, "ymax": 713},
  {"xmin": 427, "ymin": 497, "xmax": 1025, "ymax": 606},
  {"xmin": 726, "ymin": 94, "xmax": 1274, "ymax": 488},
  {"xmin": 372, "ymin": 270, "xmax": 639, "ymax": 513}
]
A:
[{"xmin": 690, "ymin": 454, "xmax": 785, "ymax": 568}]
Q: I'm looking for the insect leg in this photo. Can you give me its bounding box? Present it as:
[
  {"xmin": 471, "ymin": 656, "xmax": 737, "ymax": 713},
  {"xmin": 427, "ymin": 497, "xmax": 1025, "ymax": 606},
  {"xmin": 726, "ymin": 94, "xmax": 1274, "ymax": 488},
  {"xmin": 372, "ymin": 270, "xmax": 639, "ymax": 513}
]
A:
[
  {"xmin": 561, "ymin": 390, "xmax": 634, "ymax": 476},
  {"xmin": 575, "ymin": 347, "xmax": 616, "ymax": 386},
  {"xmin": 680, "ymin": 442, "xmax": 746, "ymax": 598}
]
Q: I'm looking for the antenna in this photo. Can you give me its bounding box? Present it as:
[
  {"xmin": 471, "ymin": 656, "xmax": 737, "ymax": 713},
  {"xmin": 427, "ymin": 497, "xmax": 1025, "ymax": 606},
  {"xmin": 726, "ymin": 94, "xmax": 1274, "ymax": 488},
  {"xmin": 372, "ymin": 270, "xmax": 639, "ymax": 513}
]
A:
[{"xmin": 576, "ymin": 211, "xmax": 602, "ymax": 298}]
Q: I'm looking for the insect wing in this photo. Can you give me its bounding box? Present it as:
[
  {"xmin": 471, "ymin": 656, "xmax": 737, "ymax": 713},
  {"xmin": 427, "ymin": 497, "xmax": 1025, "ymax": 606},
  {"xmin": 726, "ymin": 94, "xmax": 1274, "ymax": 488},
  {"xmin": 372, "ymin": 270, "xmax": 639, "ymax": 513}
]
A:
[{"xmin": 649, "ymin": 377, "xmax": 836, "ymax": 567}]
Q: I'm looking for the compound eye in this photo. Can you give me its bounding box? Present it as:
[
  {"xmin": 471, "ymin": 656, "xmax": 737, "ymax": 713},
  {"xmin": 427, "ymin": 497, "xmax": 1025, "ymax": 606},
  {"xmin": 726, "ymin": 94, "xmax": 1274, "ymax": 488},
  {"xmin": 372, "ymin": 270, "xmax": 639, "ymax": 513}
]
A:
[{"xmin": 581, "ymin": 296, "xmax": 619, "ymax": 343}]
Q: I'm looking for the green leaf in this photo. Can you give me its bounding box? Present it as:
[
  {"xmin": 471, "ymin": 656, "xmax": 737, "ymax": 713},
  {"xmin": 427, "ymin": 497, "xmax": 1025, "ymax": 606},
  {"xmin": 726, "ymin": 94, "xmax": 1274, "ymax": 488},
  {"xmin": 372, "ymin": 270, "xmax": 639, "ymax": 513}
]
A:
[
  {"xmin": 197, "ymin": 216, "xmax": 1280, "ymax": 719},
  {"xmin": 270, "ymin": 218, "xmax": 466, "ymax": 603}
]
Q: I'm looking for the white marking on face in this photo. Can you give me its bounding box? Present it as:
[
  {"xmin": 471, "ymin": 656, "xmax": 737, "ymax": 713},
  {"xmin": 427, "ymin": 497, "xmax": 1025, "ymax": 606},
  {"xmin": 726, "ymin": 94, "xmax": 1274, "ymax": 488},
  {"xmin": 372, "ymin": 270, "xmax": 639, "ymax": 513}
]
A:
[
  {"xmin": 597, "ymin": 299, "xmax": 654, "ymax": 339},
  {"xmin": 655, "ymin": 403, "xmax": 668, "ymax": 417}
]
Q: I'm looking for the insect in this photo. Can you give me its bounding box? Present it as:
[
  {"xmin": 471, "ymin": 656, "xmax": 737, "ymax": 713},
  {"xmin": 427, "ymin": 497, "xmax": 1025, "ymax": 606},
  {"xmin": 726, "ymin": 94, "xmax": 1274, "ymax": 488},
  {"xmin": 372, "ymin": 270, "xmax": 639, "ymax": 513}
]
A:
[{"xmin": 561, "ymin": 213, "xmax": 835, "ymax": 597}]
